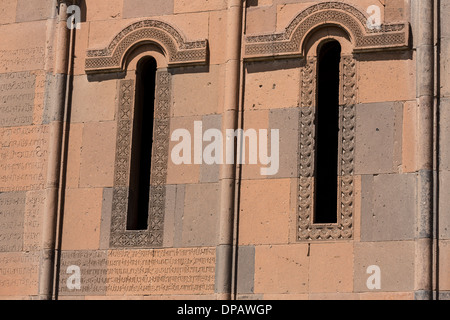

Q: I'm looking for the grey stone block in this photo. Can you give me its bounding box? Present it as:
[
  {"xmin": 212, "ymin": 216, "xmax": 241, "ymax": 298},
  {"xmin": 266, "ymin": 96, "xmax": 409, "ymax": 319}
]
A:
[
  {"xmin": 361, "ymin": 173, "xmax": 416, "ymax": 241},
  {"xmin": 182, "ymin": 183, "xmax": 219, "ymax": 247},
  {"xmin": 200, "ymin": 114, "xmax": 221, "ymax": 183},
  {"xmin": 268, "ymin": 107, "xmax": 299, "ymax": 179},
  {"xmin": 355, "ymin": 102, "xmax": 403, "ymax": 175},
  {"xmin": 236, "ymin": 246, "xmax": 255, "ymax": 294}
]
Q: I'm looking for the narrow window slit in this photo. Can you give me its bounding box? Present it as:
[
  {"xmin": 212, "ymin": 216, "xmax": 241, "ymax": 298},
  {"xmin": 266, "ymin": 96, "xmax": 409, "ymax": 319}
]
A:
[
  {"xmin": 127, "ymin": 57, "xmax": 157, "ymax": 230},
  {"xmin": 314, "ymin": 40, "xmax": 341, "ymax": 224}
]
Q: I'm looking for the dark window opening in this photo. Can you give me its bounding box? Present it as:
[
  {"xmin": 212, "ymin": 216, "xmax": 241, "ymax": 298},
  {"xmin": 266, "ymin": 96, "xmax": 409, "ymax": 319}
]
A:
[
  {"xmin": 314, "ymin": 40, "xmax": 341, "ymax": 224},
  {"xmin": 127, "ymin": 57, "xmax": 157, "ymax": 230}
]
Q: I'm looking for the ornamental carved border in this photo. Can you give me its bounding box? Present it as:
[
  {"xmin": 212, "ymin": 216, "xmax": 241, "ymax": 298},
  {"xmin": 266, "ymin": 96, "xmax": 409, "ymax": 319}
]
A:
[
  {"xmin": 85, "ymin": 20, "xmax": 208, "ymax": 74},
  {"xmin": 245, "ymin": 1, "xmax": 409, "ymax": 60},
  {"xmin": 109, "ymin": 72, "xmax": 171, "ymax": 248},
  {"xmin": 297, "ymin": 55, "xmax": 356, "ymax": 241}
]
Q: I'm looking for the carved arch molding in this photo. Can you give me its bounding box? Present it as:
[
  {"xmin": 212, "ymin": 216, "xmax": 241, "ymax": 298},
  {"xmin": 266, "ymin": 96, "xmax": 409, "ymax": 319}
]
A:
[
  {"xmin": 85, "ymin": 19, "xmax": 208, "ymax": 74},
  {"xmin": 244, "ymin": 1, "xmax": 410, "ymax": 60}
]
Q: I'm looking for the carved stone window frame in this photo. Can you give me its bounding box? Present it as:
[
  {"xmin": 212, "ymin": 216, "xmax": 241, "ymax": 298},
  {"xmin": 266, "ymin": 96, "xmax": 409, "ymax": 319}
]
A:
[
  {"xmin": 243, "ymin": 2, "xmax": 410, "ymax": 241},
  {"xmin": 84, "ymin": 20, "xmax": 208, "ymax": 248},
  {"xmin": 298, "ymin": 54, "xmax": 356, "ymax": 241}
]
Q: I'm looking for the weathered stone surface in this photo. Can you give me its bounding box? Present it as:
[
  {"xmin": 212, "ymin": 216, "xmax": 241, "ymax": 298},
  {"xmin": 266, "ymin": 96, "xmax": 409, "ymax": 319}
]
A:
[
  {"xmin": 361, "ymin": 173, "xmax": 416, "ymax": 242},
  {"xmin": 79, "ymin": 121, "xmax": 116, "ymax": 188},
  {"xmin": 182, "ymin": 183, "xmax": 219, "ymax": 247},
  {"xmin": 61, "ymin": 188, "xmax": 103, "ymax": 250},
  {"xmin": 309, "ymin": 243, "xmax": 353, "ymax": 293},
  {"xmin": 0, "ymin": 251, "xmax": 39, "ymax": 296},
  {"xmin": 354, "ymin": 241, "xmax": 415, "ymax": 292},
  {"xmin": 0, "ymin": 72, "xmax": 36, "ymax": 127},
  {"xmin": 239, "ymin": 178, "xmax": 290, "ymax": 245},
  {"xmin": 123, "ymin": 0, "xmax": 173, "ymax": 18},
  {"xmin": 0, "ymin": 125, "xmax": 48, "ymax": 192},
  {"xmin": 106, "ymin": 248, "xmax": 215, "ymax": 295},
  {"xmin": 254, "ymin": 244, "xmax": 309, "ymax": 294},
  {"xmin": 58, "ymin": 250, "xmax": 108, "ymax": 296},
  {"xmin": 15, "ymin": 0, "xmax": 52, "ymax": 22},
  {"xmin": 355, "ymin": 102, "xmax": 403, "ymax": 175},
  {"xmin": 236, "ymin": 246, "xmax": 255, "ymax": 294}
]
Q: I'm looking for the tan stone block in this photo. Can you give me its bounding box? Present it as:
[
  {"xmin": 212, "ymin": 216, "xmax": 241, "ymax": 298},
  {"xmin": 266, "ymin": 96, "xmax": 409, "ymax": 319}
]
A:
[
  {"xmin": 385, "ymin": 0, "xmax": 405, "ymax": 22},
  {"xmin": 239, "ymin": 179, "xmax": 290, "ymax": 245},
  {"xmin": 254, "ymin": 244, "xmax": 309, "ymax": 294},
  {"xmin": 79, "ymin": 121, "xmax": 116, "ymax": 188},
  {"xmin": 15, "ymin": 0, "xmax": 52, "ymax": 22},
  {"xmin": 85, "ymin": 0, "xmax": 122, "ymax": 21},
  {"xmin": 309, "ymin": 242, "xmax": 354, "ymax": 293},
  {"xmin": 0, "ymin": 251, "xmax": 39, "ymax": 296},
  {"xmin": 276, "ymin": 2, "xmax": 312, "ymax": 32},
  {"xmin": 240, "ymin": 109, "xmax": 269, "ymax": 180},
  {"xmin": 439, "ymin": 240, "xmax": 450, "ymax": 291},
  {"xmin": 162, "ymin": 13, "xmax": 209, "ymax": 40},
  {"xmin": 174, "ymin": 0, "xmax": 227, "ymax": 14},
  {"xmin": 246, "ymin": 5, "xmax": 276, "ymax": 35},
  {"xmin": 61, "ymin": 188, "xmax": 103, "ymax": 250},
  {"xmin": 171, "ymin": 65, "xmax": 222, "ymax": 117},
  {"xmin": 123, "ymin": 0, "xmax": 173, "ymax": 18},
  {"xmin": 360, "ymin": 292, "xmax": 414, "ymax": 300},
  {"xmin": 0, "ymin": 125, "xmax": 49, "ymax": 192},
  {"xmin": 208, "ymin": 10, "xmax": 227, "ymax": 65},
  {"xmin": 353, "ymin": 241, "xmax": 415, "ymax": 292},
  {"xmin": 0, "ymin": 71, "xmax": 36, "ymax": 128},
  {"xmin": 182, "ymin": 183, "xmax": 219, "ymax": 247},
  {"xmin": 166, "ymin": 116, "xmax": 200, "ymax": 185},
  {"xmin": 33, "ymin": 71, "xmax": 46, "ymax": 125},
  {"xmin": 309, "ymin": 292, "xmax": 360, "ymax": 300},
  {"xmin": 73, "ymin": 22, "xmax": 90, "ymax": 76},
  {"xmin": 263, "ymin": 293, "xmax": 308, "ymax": 300},
  {"xmin": 65, "ymin": 123, "xmax": 83, "ymax": 189},
  {"xmin": 71, "ymin": 76, "xmax": 117, "ymax": 123},
  {"xmin": 245, "ymin": 59, "xmax": 300, "ymax": 111},
  {"xmin": 0, "ymin": 0, "xmax": 17, "ymax": 25},
  {"xmin": 0, "ymin": 22, "xmax": 46, "ymax": 73},
  {"xmin": 353, "ymin": 175, "xmax": 362, "ymax": 242},
  {"xmin": 88, "ymin": 19, "xmax": 134, "ymax": 49},
  {"xmin": 402, "ymin": 100, "xmax": 417, "ymax": 173},
  {"xmin": 358, "ymin": 53, "xmax": 416, "ymax": 103}
]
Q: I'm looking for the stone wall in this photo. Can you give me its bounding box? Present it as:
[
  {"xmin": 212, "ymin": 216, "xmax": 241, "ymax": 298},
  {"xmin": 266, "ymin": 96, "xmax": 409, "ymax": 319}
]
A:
[{"xmin": 0, "ymin": 0, "xmax": 447, "ymax": 300}]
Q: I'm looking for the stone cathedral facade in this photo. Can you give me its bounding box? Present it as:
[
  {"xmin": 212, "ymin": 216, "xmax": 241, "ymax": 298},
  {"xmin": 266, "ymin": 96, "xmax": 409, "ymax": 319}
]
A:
[{"xmin": 0, "ymin": 0, "xmax": 448, "ymax": 300}]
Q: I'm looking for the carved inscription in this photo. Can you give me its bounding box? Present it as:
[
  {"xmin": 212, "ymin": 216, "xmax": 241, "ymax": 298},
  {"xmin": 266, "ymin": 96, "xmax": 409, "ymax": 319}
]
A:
[
  {"xmin": 0, "ymin": 47, "xmax": 45, "ymax": 73},
  {"xmin": 0, "ymin": 252, "xmax": 39, "ymax": 296},
  {"xmin": 0, "ymin": 126, "xmax": 48, "ymax": 192},
  {"xmin": 106, "ymin": 248, "xmax": 216, "ymax": 295},
  {"xmin": 23, "ymin": 191, "xmax": 44, "ymax": 252},
  {"xmin": 0, "ymin": 192, "xmax": 26, "ymax": 252},
  {"xmin": 58, "ymin": 251, "xmax": 108, "ymax": 296},
  {"xmin": 0, "ymin": 72, "xmax": 36, "ymax": 127}
]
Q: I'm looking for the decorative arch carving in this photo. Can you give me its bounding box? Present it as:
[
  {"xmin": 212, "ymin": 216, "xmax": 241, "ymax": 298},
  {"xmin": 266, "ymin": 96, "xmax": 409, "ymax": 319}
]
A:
[
  {"xmin": 85, "ymin": 20, "xmax": 208, "ymax": 74},
  {"xmin": 244, "ymin": 1, "xmax": 409, "ymax": 60}
]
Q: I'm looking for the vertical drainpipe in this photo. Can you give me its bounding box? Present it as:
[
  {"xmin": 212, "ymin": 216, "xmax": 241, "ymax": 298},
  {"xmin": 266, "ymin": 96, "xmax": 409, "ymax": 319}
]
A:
[
  {"xmin": 414, "ymin": 0, "xmax": 435, "ymax": 300},
  {"xmin": 216, "ymin": 0, "xmax": 244, "ymax": 300},
  {"xmin": 39, "ymin": 0, "xmax": 72, "ymax": 300}
]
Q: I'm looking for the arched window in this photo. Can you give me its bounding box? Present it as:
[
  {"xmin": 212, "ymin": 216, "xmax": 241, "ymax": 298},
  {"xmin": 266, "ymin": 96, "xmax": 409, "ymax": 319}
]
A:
[
  {"xmin": 314, "ymin": 40, "xmax": 341, "ymax": 224},
  {"xmin": 127, "ymin": 57, "xmax": 157, "ymax": 230}
]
